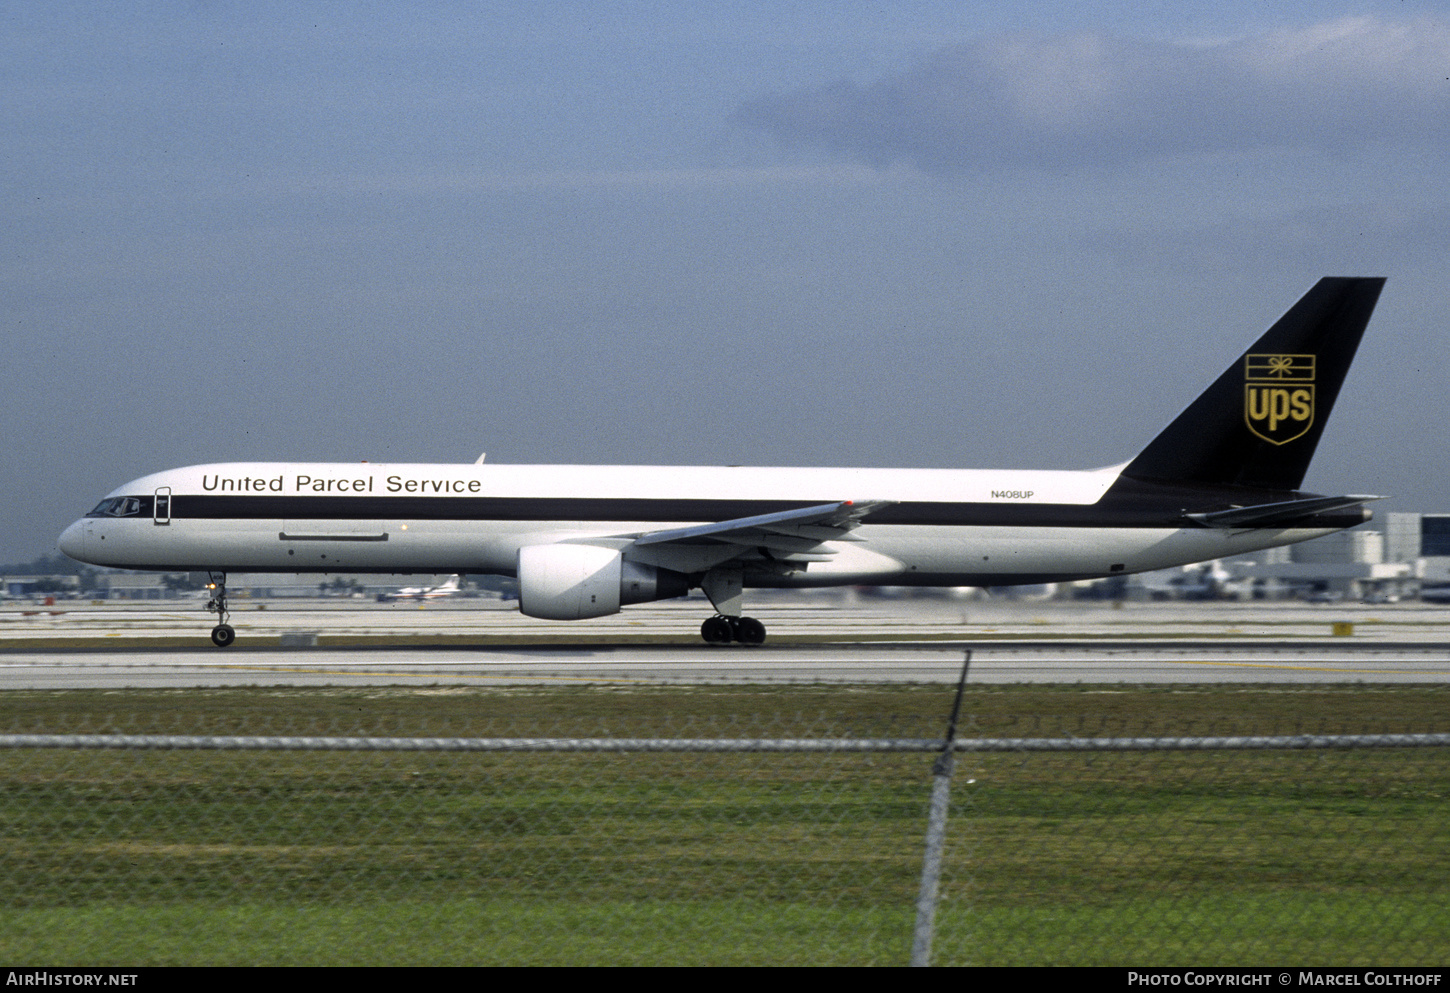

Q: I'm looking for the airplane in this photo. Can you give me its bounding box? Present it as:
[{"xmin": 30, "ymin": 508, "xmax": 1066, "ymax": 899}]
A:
[
  {"xmin": 58, "ymin": 277, "xmax": 1386, "ymax": 648},
  {"xmin": 1136, "ymin": 560, "xmax": 1236, "ymax": 601},
  {"xmin": 378, "ymin": 574, "xmax": 463, "ymax": 602}
]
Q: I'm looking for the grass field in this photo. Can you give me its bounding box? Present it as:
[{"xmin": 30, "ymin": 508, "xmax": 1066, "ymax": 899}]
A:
[{"xmin": 0, "ymin": 684, "xmax": 1446, "ymax": 965}]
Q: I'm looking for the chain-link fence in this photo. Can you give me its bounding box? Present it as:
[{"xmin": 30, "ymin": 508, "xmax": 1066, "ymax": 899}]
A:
[{"xmin": 1, "ymin": 711, "xmax": 1447, "ymax": 965}]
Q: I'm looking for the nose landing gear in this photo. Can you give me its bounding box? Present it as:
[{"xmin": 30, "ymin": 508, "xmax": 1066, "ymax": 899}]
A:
[{"xmin": 205, "ymin": 572, "xmax": 235, "ymax": 647}]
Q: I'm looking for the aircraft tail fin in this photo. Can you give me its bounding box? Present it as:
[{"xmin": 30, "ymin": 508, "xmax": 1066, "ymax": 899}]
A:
[{"xmin": 1122, "ymin": 277, "xmax": 1384, "ymax": 492}]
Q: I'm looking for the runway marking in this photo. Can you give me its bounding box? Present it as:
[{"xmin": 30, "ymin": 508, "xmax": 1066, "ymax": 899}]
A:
[
  {"xmin": 15, "ymin": 658, "xmax": 1441, "ymax": 681},
  {"xmin": 154, "ymin": 664, "xmax": 667, "ymax": 684},
  {"xmin": 1164, "ymin": 658, "xmax": 1442, "ymax": 675},
  {"xmin": 209, "ymin": 659, "xmax": 1450, "ymax": 682}
]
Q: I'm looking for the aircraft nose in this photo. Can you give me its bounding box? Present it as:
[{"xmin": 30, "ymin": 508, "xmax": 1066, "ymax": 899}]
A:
[{"xmin": 58, "ymin": 520, "xmax": 86, "ymax": 562}]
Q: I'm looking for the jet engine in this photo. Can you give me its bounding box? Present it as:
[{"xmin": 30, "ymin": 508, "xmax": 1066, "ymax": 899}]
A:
[{"xmin": 516, "ymin": 544, "xmax": 691, "ymax": 620}]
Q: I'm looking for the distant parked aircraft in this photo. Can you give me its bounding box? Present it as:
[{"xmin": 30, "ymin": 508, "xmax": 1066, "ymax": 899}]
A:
[{"xmin": 378, "ymin": 574, "xmax": 462, "ymax": 602}]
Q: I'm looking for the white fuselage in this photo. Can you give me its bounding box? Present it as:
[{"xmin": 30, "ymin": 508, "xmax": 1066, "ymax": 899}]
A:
[{"xmin": 58, "ymin": 461, "xmax": 1340, "ymax": 586}]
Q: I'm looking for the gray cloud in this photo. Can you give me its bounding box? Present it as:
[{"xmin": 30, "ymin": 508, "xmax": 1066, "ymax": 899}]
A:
[{"xmin": 734, "ymin": 17, "xmax": 1450, "ymax": 171}]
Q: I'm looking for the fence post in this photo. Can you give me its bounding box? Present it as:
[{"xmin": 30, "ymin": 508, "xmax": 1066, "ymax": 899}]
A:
[{"xmin": 911, "ymin": 649, "xmax": 970, "ymax": 967}]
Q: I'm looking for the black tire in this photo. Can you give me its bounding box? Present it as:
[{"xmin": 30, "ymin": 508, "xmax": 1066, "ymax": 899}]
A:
[
  {"xmin": 210, "ymin": 624, "xmax": 236, "ymax": 648},
  {"xmin": 735, "ymin": 617, "xmax": 766, "ymax": 646},
  {"xmin": 700, "ymin": 616, "xmax": 733, "ymax": 645}
]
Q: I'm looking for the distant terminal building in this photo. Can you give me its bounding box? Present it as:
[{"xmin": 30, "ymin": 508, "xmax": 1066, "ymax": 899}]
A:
[
  {"xmin": 1122, "ymin": 512, "xmax": 1448, "ymax": 603},
  {"xmin": 1095, "ymin": 512, "xmax": 1450, "ymax": 603},
  {"xmin": 1386, "ymin": 512, "xmax": 1450, "ymax": 601},
  {"xmin": 85, "ymin": 574, "xmax": 395, "ymax": 600},
  {"xmin": 72, "ymin": 573, "xmax": 497, "ymax": 601},
  {"xmin": 1, "ymin": 575, "xmax": 81, "ymax": 599}
]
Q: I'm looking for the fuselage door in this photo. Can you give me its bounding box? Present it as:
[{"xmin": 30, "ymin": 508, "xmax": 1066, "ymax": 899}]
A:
[{"xmin": 154, "ymin": 487, "xmax": 171, "ymax": 526}]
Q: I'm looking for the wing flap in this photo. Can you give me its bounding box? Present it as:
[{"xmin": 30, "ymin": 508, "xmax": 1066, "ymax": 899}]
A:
[
  {"xmin": 633, "ymin": 500, "xmax": 889, "ymax": 548},
  {"xmin": 750, "ymin": 533, "xmax": 843, "ymax": 554},
  {"xmin": 628, "ymin": 500, "xmax": 891, "ymax": 572}
]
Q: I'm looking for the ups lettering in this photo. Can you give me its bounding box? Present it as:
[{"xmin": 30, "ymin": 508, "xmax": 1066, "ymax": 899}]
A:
[{"xmin": 1246, "ymin": 386, "xmax": 1311, "ymax": 432}]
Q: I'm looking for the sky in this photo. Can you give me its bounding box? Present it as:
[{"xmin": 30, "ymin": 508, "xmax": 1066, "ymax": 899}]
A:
[{"xmin": 4, "ymin": 1, "xmax": 1449, "ymax": 563}]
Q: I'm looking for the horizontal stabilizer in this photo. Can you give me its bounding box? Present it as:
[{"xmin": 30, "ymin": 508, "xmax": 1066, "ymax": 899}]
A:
[{"xmin": 1185, "ymin": 495, "xmax": 1382, "ymax": 529}]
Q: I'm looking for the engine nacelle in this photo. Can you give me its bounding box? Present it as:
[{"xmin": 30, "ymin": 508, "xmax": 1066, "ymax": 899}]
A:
[{"xmin": 516, "ymin": 544, "xmax": 690, "ymax": 620}]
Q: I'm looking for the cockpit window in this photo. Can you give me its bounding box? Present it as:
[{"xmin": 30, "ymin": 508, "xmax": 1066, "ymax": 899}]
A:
[{"xmin": 87, "ymin": 497, "xmax": 144, "ymax": 518}]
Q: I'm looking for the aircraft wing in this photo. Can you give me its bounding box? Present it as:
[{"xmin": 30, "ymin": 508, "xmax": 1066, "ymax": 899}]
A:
[
  {"xmin": 1186, "ymin": 495, "xmax": 1382, "ymax": 529},
  {"xmin": 628, "ymin": 500, "xmax": 892, "ymax": 572}
]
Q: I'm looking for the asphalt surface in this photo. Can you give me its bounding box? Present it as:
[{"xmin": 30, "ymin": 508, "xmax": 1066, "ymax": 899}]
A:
[{"xmin": 3, "ymin": 595, "xmax": 1447, "ymax": 687}]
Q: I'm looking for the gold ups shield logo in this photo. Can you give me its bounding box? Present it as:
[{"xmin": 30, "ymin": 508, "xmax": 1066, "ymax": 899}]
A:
[{"xmin": 1245, "ymin": 354, "xmax": 1315, "ymax": 445}]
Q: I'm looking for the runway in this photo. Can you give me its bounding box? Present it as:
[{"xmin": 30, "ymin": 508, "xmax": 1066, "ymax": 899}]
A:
[
  {"xmin": 1, "ymin": 643, "xmax": 1447, "ymax": 689},
  {"xmin": 2, "ymin": 595, "xmax": 1447, "ymax": 687}
]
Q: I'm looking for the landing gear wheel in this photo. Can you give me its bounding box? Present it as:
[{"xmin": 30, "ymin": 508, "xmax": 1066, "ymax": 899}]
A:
[
  {"xmin": 701, "ymin": 615, "xmax": 734, "ymax": 645},
  {"xmin": 734, "ymin": 617, "xmax": 766, "ymax": 646},
  {"xmin": 205, "ymin": 571, "xmax": 234, "ymax": 646},
  {"xmin": 700, "ymin": 614, "xmax": 767, "ymax": 645}
]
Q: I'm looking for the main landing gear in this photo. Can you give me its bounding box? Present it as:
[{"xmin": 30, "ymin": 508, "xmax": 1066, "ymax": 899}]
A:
[
  {"xmin": 700, "ymin": 614, "xmax": 766, "ymax": 646},
  {"xmin": 697, "ymin": 569, "xmax": 765, "ymax": 646},
  {"xmin": 205, "ymin": 571, "xmax": 235, "ymax": 647}
]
